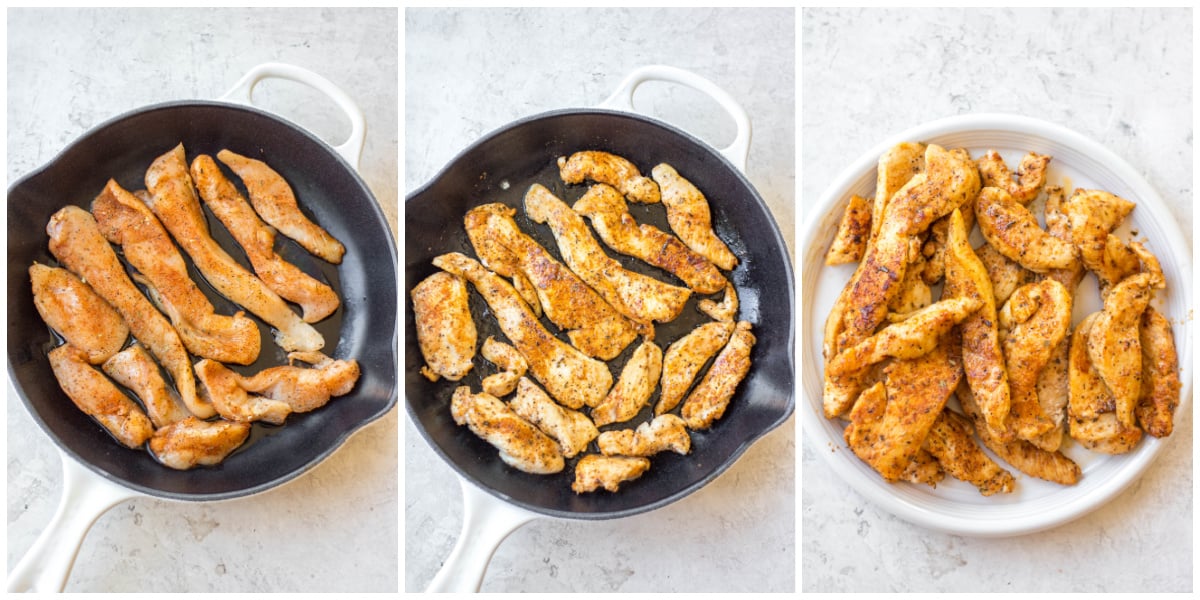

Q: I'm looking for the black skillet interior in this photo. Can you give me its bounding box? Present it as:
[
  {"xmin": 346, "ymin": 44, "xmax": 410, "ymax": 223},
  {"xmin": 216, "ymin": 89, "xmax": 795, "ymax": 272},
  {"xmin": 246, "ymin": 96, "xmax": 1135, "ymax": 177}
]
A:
[
  {"xmin": 405, "ymin": 109, "xmax": 794, "ymax": 520},
  {"xmin": 7, "ymin": 101, "xmax": 397, "ymax": 501}
]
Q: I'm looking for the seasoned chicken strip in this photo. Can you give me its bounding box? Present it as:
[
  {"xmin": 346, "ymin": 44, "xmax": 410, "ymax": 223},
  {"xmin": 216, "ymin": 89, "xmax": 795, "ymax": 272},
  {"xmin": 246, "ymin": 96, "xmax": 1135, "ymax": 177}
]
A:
[
  {"xmin": 451, "ymin": 386, "xmax": 564, "ymax": 474},
  {"xmin": 598, "ymin": 413, "xmax": 690, "ymax": 456},
  {"xmin": 1068, "ymin": 314, "xmax": 1143, "ymax": 454},
  {"xmin": 508, "ymin": 377, "xmax": 598, "ymax": 458},
  {"xmin": 870, "ymin": 141, "xmax": 926, "ymax": 243},
  {"xmin": 30, "ymin": 263, "xmax": 127, "ymax": 365},
  {"xmin": 887, "ymin": 237, "xmax": 932, "ymax": 315},
  {"xmin": 920, "ymin": 202, "xmax": 975, "ymax": 285},
  {"xmin": 998, "ymin": 280, "xmax": 1072, "ymax": 442},
  {"xmin": 974, "ymin": 243, "xmax": 1034, "ymax": 306},
  {"xmin": 651, "ymin": 163, "xmax": 738, "ymax": 271},
  {"xmin": 976, "ymin": 186, "xmax": 1077, "ymax": 273},
  {"xmin": 1137, "ymin": 307, "xmax": 1179, "ymax": 438},
  {"xmin": 558, "ymin": 150, "xmax": 660, "ymax": 204},
  {"xmin": 144, "ymin": 145, "xmax": 323, "ymax": 353},
  {"xmin": 1066, "ymin": 189, "xmax": 1136, "ymax": 283},
  {"xmin": 92, "ymin": 179, "xmax": 261, "ymax": 365},
  {"xmin": 237, "ymin": 351, "xmax": 360, "ymax": 413},
  {"xmin": 1087, "ymin": 273, "xmax": 1155, "ymax": 429},
  {"xmin": 591, "ymin": 338, "xmax": 663, "ymax": 426},
  {"xmin": 682, "ymin": 321, "xmax": 756, "ymax": 430},
  {"xmin": 899, "ymin": 449, "xmax": 945, "ymax": 488},
  {"xmin": 216, "ymin": 149, "xmax": 345, "ymax": 263},
  {"xmin": 976, "ymin": 150, "xmax": 1051, "ymax": 205},
  {"xmin": 191, "ymin": 155, "xmax": 339, "ymax": 323},
  {"xmin": 698, "ymin": 283, "xmax": 739, "ymax": 323},
  {"xmin": 480, "ymin": 337, "xmax": 527, "ymax": 397},
  {"xmin": 411, "ymin": 271, "xmax": 476, "ymax": 382},
  {"xmin": 149, "ymin": 417, "xmax": 251, "ymax": 470},
  {"xmin": 195, "ymin": 359, "xmax": 292, "ymax": 425},
  {"xmin": 102, "ymin": 343, "xmax": 189, "ymax": 429},
  {"xmin": 958, "ymin": 381, "xmax": 1080, "ymax": 485},
  {"xmin": 573, "ymin": 183, "xmax": 727, "ymax": 293},
  {"xmin": 465, "ymin": 202, "xmax": 640, "ymax": 358},
  {"xmin": 524, "ymin": 184, "xmax": 691, "ymax": 325},
  {"xmin": 48, "ymin": 344, "xmax": 154, "ymax": 449},
  {"xmin": 47, "ymin": 206, "xmax": 208, "ymax": 419},
  {"xmin": 656, "ymin": 321, "xmax": 735, "ymax": 415},
  {"xmin": 433, "ymin": 252, "xmax": 613, "ymax": 409},
  {"xmin": 824, "ymin": 193, "xmax": 872, "ymax": 265},
  {"xmin": 922, "ymin": 409, "xmax": 1015, "ymax": 496},
  {"xmin": 571, "ymin": 454, "xmax": 651, "ymax": 494}
]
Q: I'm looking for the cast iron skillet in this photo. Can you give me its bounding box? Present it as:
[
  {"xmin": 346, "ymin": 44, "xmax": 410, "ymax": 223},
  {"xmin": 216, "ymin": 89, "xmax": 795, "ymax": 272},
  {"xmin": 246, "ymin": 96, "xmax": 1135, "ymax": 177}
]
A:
[
  {"xmin": 7, "ymin": 67, "xmax": 396, "ymax": 590},
  {"xmin": 405, "ymin": 107, "xmax": 793, "ymax": 519}
]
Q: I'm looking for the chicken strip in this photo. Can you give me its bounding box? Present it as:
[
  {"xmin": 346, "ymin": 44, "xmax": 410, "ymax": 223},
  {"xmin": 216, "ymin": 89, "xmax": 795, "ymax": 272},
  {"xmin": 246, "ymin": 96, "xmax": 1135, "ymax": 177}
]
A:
[
  {"xmin": 191, "ymin": 155, "xmax": 339, "ymax": 323},
  {"xmin": 573, "ymin": 183, "xmax": 727, "ymax": 293},
  {"xmin": 1068, "ymin": 314, "xmax": 1144, "ymax": 454},
  {"xmin": 30, "ymin": 263, "xmax": 127, "ymax": 365},
  {"xmin": 48, "ymin": 344, "xmax": 154, "ymax": 449},
  {"xmin": 216, "ymin": 149, "xmax": 345, "ymax": 263},
  {"xmin": 655, "ymin": 321, "xmax": 735, "ymax": 415},
  {"xmin": 974, "ymin": 243, "xmax": 1034, "ymax": 306},
  {"xmin": 411, "ymin": 271, "xmax": 476, "ymax": 382},
  {"xmin": 920, "ymin": 202, "xmax": 975, "ymax": 285},
  {"xmin": 195, "ymin": 359, "xmax": 292, "ymax": 425},
  {"xmin": 922, "ymin": 409, "xmax": 1015, "ymax": 496},
  {"xmin": 651, "ymin": 163, "xmax": 738, "ymax": 271},
  {"xmin": 870, "ymin": 142, "xmax": 926, "ymax": 243},
  {"xmin": 899, "ymin": 449, "xmax": 945, "ymax": 488},
  {"xmin": 508, "ymin": 377, "xmax": 598, "ymax": 458},
  {"xmin": 681, "ymin": 321, "xmax": 756, "ymax": 430},
  {"xmin": 480, "ymin": 337, "xmax": 527, "ymax": 397},
  {"xmin": 697, "ymin": 283, "xmax": 739, "ymax": 323},
  {"xmin": 976, "ymin": 186, "xmax": 1077, "ymax": 273},
  {"xmin": 824, "ymin": 193, "xmax": 872, "ymax": 266},
  {"xmin": 1066, "ymin": 188, "xmax": 1136, "ymax": 278},
  {"xmin": 92, "ymin": 179, "xmax": 261, "ymax": 365},
  {"xmin": 958, "ymin": 381, "xmax": 1080, "ymax": 485},
  {"xmin": 143, "ymin": 144, "xmax": 323, "ymax": 353},
  {"xmin": 524, "ymin": 184, "xmax": 691, "ymax": 325},
  {"xmin": 237, "ymin": 351, "xmax": 360, "ymax": 413},
  {"xmin": 433, "ymin": 252, "xmax": 612, "ymax": 409},
  {"xmin": 571, "ymin": 454, "xmax": 651, "ymax": 494},
  {"xmin": 887, "ymin": 237, "xmax": 932, "ymax": 315},
  {"xmin": 976, "ymin": 150, "xmax": 1051, "ymax": 205},
  {"xmin": 1137, "ymin": 307, "xmax": 1179, "ymax": 438},
  {"xmin": 102, "ymin": 343, "xmax": 189, "ymax": 429},
  {"xmin": 557, "ymin": 150, "xmax": 660, "ymax": 204},
  {"xmin": 598, "ymin": 413, "xmax": 690, "ymax": 457},
  {"xmin": 46, "ymin": 206, "xmax": 208, "ymax": 419},
  {"xmin": 465, "ymin": 202, "xmax": 640, "ymax": 358},
  {"xmin": 998, "ymin": 279, "xmax": 1072, "ymax": 442},
  {"xmin": 591, "ymin": 338, "xmax": 662, "ymax": 427},
  {"xmin": 1087, "ymin": 273, "xmax": 1155, "ymax": 429},
  {"xmin": 451, "ymin": 387, "xmax": 564, "ymax": 474},
  {"xmin": 149, "ymin": 417, "xmax": 251, "ymax": 470}
]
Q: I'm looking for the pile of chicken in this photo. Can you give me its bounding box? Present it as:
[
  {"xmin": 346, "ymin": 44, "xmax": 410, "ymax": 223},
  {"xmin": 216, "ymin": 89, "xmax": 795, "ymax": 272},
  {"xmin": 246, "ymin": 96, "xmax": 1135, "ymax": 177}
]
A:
[
  {"xmin": 413, "ymin": 150, "xmax": 754, "ymax": 494},
  {"xmin": 822, "ymin": 143, "xmax": 1179, "ymax": 495},
  {"xmin": 31, "ymin": 144, "xmax": 360, "ymax": 470}
]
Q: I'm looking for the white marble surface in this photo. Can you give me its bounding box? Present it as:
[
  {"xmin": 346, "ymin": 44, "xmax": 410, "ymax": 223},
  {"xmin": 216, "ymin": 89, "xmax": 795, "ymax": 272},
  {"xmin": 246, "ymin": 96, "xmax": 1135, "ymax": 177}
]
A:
[
  {"xmin": 6, "ymin": 8, "xmax": 398, "ymax": 592},
  {"xmin": 801, "ymin": 8, "xmax": 1192, "ymax": 593},
  {"xmin": 404, "ymin": 8, "xmax": 795, "ymax": 593}
]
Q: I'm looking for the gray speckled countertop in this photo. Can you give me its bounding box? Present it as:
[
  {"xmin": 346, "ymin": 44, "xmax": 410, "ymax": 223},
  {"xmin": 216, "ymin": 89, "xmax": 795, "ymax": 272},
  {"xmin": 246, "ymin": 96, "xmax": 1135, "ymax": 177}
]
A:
[
  {"xmin": 404, "ymin": 7, "xmax": 796, "ymax": 593},
  {"xmin": 6, "ymin": 8, "xmax": 398, "ymax": 593},
  {"xmin": 801, "ymin": 8, "xmax": 1192, "ymax": 593}
]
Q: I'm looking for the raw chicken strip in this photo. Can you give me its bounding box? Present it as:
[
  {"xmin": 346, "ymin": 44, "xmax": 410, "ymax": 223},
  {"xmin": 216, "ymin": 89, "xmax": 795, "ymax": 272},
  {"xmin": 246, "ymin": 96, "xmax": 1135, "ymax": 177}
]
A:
[
  {"xmin": 656, "ymin": 321, "xmax": 735, "ymax": 415},
  {"xmin": 597, "ymin": 413, "xmax": 690, "ymax": 457},
  {"xmin": 30, "ymin": 263, "xmax": 127, "ymax": 364},
  {"xmin": 558, "ymin": 150, "xmax": 660, "ymax": 204},
  {"xmin": 509, "ymin": 377, "xmax": 598, "ymax": 458},
  {"xmin": 651, "ymin": 163, "xmax": 738, "ymax": 271},
  {"xmin": 682, "ymin": 321, "xmax": 756, "ymax": 430},
  {"xmin": 102, "ymin": 343, "xmax": 189, "ymax": 429},
  {"xmin": 149, "ymin": 417, "xmax": 251, "ymax": 470},
  {"xmin": 451, "ymin": 386, "xmax": 564, "ymax": 474},
  {"xmin": 411, "ymin": 271, "xmax": 476, "ymax": 382},
  {"xmin": 571, "ymin": 454, "xmax": 651, "ymax": 494},
  {"xmin": 48, "ymin": 344, "xmax": 154, "ymax": 448},
  {"xmin": 591, "ymin": 338, "xmax": 663, "ymax": 426}
]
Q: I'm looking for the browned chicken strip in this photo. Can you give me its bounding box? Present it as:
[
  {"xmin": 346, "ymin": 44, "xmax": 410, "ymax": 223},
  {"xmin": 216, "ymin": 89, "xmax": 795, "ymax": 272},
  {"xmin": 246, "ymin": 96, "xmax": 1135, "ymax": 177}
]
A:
[
  {"xmin": 824, "ymin": 193, "xmax": 872, "ymax": 265},
  {"xmin": 958, "ymin": 381, "xmax": 1081, "ymax": 485},
  {"xmin": 47, "ymin": 205, "xmax": 208, "ymax": 419},
  {"xmin": 899, "ymin": 449, "xmax": 945, "ymax": 488},
  {"xmin": 48, "ymin": 344, "xmax": 154, "ymax": 449},
  {"xmin": 217, "ymin": 149, "xmax": 345, "ymax": 263},
  {"xmin": 433, "ymin": 252, "xmax": 613, "ymax": 409},
  {"xmin": 1066, "ymin": 189, "xmax": 1136, "ymax": 282},
  {"xmin": 656, "ymin": 321, "xmax": 735, "ymax": 415},
  {"xmin": 191, "ymin": 155, "xmax": 339, "ymax": 323},
  {"xmin": 92, "ymin": 179, "xmax": 261, "ymax": 365},
  {"xmin": 524, "ymin": 184, "xmax": 691, "ymax": 325},
  {"xmin": 573, "ymin": 183, "xmax": 727, "ymax": 293},
  {"xmin": 922, "ymin": 409, "xmax": 1015, "ymax": 496},
  {"xmin": 1087, "ymin": 273, "xmax": 1155, "ymax": 429},
  {"xmin": 237, "ymin": 351, "xmax": 360, "ymax": 413},
  {"xmin": 651, "ymin": 163, "xmax": 738, "ymax": 271},
  {"xmin": 508, "ymin": 377, "xmax": 598, "ymax": 458},
  {"xmin": 143, "ymin": 144, "xmax": 324, "ymax": 353},
  {"xmin": 681, "ymin": 321, "xmax": 756, "ymax": 430},
  {"xmin": 148, "ymin": 416, "xmax": 251, "ymax": 470},
  {"xmin": 411, "ymin": 271, "xmax": 476, "ymax": 382},
  {"xmin": 480, "ymin": 337, "xmax": 527, "ymax": 397},
  {"xmin": 451, "ymin": 386, "xmax": 565, "ymax": 474},
  {"xmin": 870, "ymin": 142, "xmax": 926, "ymax": 243},
  {"xmin": 557, "ymin": 150, "xmax": 660, "ymax": 204},
  {"xmin": 102, "ymin": 343, "xmax": 189, "ymax": 429},
  {"xmin": 998, "ymin": 279, "xmax": 1072, "ymax": 442},
  {"xmin": 598, "ymin": 413, "xmax": 690, "ymax": 456},
  {"xmin": 697, "ymin": 283, "xmax": 739, "ymax": 323},
  {"xmin": 571, "ymin": 454, "xmax": 651, "ymax": 493},
  {"xmin": 1068, "ymin": 314, "xmax": 1144, "ymax": 454},
  {"xmin": 1137, "ymin": 307, "xmax": 1180, "ymax": 438},
  {"xmin": 591, "ymin": 338, "xmax": 662, "ymax": 426},
  {"xmin": 30, "ymin": 263, "xmax": 127, "ymax": 365},
  {"xmin": 195, "ymin": 359, "xmax": 292, "ymax": 425},
  {"xmin": 976, "ymin": 186, "xmax": 1077, "ymax": 273},
  {"xmin": 976, "ymin": 150, "xmax": 1051, "ymax": 205},
  {"xmin": 974, "ymin": 242, "xmax": 1034, "ymax": 306}
]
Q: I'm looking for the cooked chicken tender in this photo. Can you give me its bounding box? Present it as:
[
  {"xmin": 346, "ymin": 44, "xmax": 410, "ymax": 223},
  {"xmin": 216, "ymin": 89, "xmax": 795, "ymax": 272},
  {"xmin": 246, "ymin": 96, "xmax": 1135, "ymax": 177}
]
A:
[
  {"xmin": 976, "ymin": 186, "xmax": 1077, "ymax": 273},
  {"xmin": 1087, "ymin": 273, "xmax": 1156, "ymax": 429},
  {"xmin": 571, "ymin": 454, "xmax": 651, "ymax": 494},
  {"xmin": 651, "ymin": 163, "xmax": 738, "ymax": 271},
  {"xmin": 195, "ymin": 359, "xmax": 292, "ymax": 425},
  {"xmin": 217, "ymin": 149, "xmax": 345, "ymax": 263},
  {"xmin": 1068, "ymin": 315, "xmax": 1144, "ymax": 454},
  {"xmin": 976, "ymin": 150, "xmax": 1051, "ymax": 205},
  {"xmin": 870, "ymin": 142, "xmax": 926, "ymax": 242},
  {"xmin": 1137, "ymin": 307, "xmax": 1180, "ymax": 438},
  {"xmin": 148, "ymin": 417, "xmax": 251, "ymax": 470},
  {"xmin": 824, "ymin": 193, "xmax": 872, "ymax": 265},
  {"xmin": 899, "ymin": 449, "xmax": 945, "ymax": 488},
  {"xmin": 452, "ymin": 387, "xmax": 564, "ymax": 474},
  {"xmin": 480, "ymin": 337, "xmax": 527, "ymax": 397},
  {"xmin": 998, "ymin": 279, "xmax": 1072, "ymax": 442},
  {"xmin": 30, "ymin": 263, "xmax": 127, "ymax": 365},
  {"xmin": 681, "ymin": 321, "xmax": 756, "ymax": 430},
  {"xmin": 974, "ymin": 243, "xmax": 1034, "ymax": 306},
  {"xmin": 591, "ymin": 338, "xmax": 662, "ymax": 426},
  {"xmin": 598, "ymin": 413, "xmax": 690, "ymax": 456},
  {"xmin": 922, "ymin": 409, "xmax": 1015, "ymax": 496},
  {"xmin": 508, "ymin": 378, "xmax": 598, "ymax": 458},
  {"xmin": 102, "ymin": 343, "xmax": 189, "ymax": 429},
  {"xmin": 411, "ymin": 271, "xmax": 476, "ymax": 382},
  {"xmin": 48, "ymin": 344, "xmax": 154, "ymax": 449},
  {"xmin": 1066, "ymin": 188, "xmax": 1136, "ymax": 275},
  {"xmin": 887, "ymin": 237, "xmax": 933, "ymax": 315},
  {"xmin": 958, "ymin": 381, "xmax": 1080, "ymax": 485},
  {"xmin": 237, "ymin": 351, "xmax": 360, "ymax": 413},
  {"xmin": 697, "ymin": 283, "xmax": 739, "ymax": 323},
  {"xmin": 558, "ymin": 150, "xmax": 660, "ymax": 204},
  {"xmin": 191, "ymin": 155, "xmax": 339, "ymax": 323},
  {"xmin": 656, "ymin": 321, "xmax": 735, "ymax": 415}
]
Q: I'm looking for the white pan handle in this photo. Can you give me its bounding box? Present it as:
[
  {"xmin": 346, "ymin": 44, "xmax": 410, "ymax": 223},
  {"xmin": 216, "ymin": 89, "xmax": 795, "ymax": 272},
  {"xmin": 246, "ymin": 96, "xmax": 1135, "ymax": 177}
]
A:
[
  {"xmin": 6, "ymin": 450, "xmax": 139, "ymax": 592},
  {"xmin": 597, "ymin": 64, "xmax": 752, "ymax": 172},
  {"xmin": 426, "ymin": 476, "xmax": 540, "ymax": 593},
  {"xmin": 217, "ymin": 62, "xmax": 366, "ymax": 170}
]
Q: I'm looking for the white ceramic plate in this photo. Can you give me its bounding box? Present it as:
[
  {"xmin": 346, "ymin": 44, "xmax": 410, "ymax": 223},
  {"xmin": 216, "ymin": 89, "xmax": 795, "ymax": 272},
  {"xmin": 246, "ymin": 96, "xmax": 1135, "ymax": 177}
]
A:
[{"xmin": 800, "ymin": 113, "xmax": 1193, "ymax": 537}]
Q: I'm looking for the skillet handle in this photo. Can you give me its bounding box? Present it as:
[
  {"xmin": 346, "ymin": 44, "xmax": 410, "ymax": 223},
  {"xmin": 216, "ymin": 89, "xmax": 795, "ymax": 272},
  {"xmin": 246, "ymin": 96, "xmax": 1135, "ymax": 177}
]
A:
[
  {"xmin": 426, "ymin": 476, "xmax": 540, "ymax": 593},
  {"xmin": 6, "ymin": 450, "xmax": 138, "ymax": 592},
  {"xmin": 218, "ymin": 62, "xmax": 367, "ymax": 169},
  {"xmin": 598, "ymin": 65, "xmax": 752, "ymax": 172}
]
